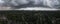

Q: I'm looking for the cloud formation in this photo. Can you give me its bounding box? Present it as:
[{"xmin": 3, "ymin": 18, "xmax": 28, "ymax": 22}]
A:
[{"xmin": 0, "ymin": 0, "xmax": 60, "ymax": 8}]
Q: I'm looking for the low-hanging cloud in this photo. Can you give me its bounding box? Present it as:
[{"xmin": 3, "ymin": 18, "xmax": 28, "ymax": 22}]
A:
[
  {"xmin": 0, "ymin": 0, "xmax": 60, "ymax": 9},
  {"xmin": 0, "ymin": 0, "xmax": 5, "ymax": 6}
]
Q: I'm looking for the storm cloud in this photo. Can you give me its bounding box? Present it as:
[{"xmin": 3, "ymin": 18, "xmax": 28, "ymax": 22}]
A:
[{"xmin": 0, "ymin": 0, "xmax": 60, "ymax": 9}]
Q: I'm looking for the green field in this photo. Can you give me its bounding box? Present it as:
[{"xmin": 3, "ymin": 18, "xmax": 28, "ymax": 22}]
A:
[{"xmin": 0, "ymin": 11, "xmax": 60, "ymax": 24}]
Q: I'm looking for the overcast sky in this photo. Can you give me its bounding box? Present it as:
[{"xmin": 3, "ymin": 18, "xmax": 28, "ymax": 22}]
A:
[{"xmin": 0, "ymin": 0, "xmax": 60, "ymax": 9}]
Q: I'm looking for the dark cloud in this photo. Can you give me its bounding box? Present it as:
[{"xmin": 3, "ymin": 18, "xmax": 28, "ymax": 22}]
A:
[{"xmin": 0, "ymin": 0, "xmax": 60, "ymax": 9}]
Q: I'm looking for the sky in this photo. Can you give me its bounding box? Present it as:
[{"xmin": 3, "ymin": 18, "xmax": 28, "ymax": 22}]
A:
[
  {"xmin": 0, "ymin": 0, "xmax": 4, "ymax": 3},
  {"xmin": 0, "ymin": 0, "xmax": 60, "ymax": 9}
]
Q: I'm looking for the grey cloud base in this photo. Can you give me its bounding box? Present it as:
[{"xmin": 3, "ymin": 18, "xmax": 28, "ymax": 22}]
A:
[{"xmin": 0, "ymin": 0, "xmax": 60, "ymax": 9}]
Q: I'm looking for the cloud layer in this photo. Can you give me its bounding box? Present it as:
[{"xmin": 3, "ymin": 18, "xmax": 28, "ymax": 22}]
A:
[{"xmin": 0, "ymin": 0, "xmax": 60, "ymax": 8}]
